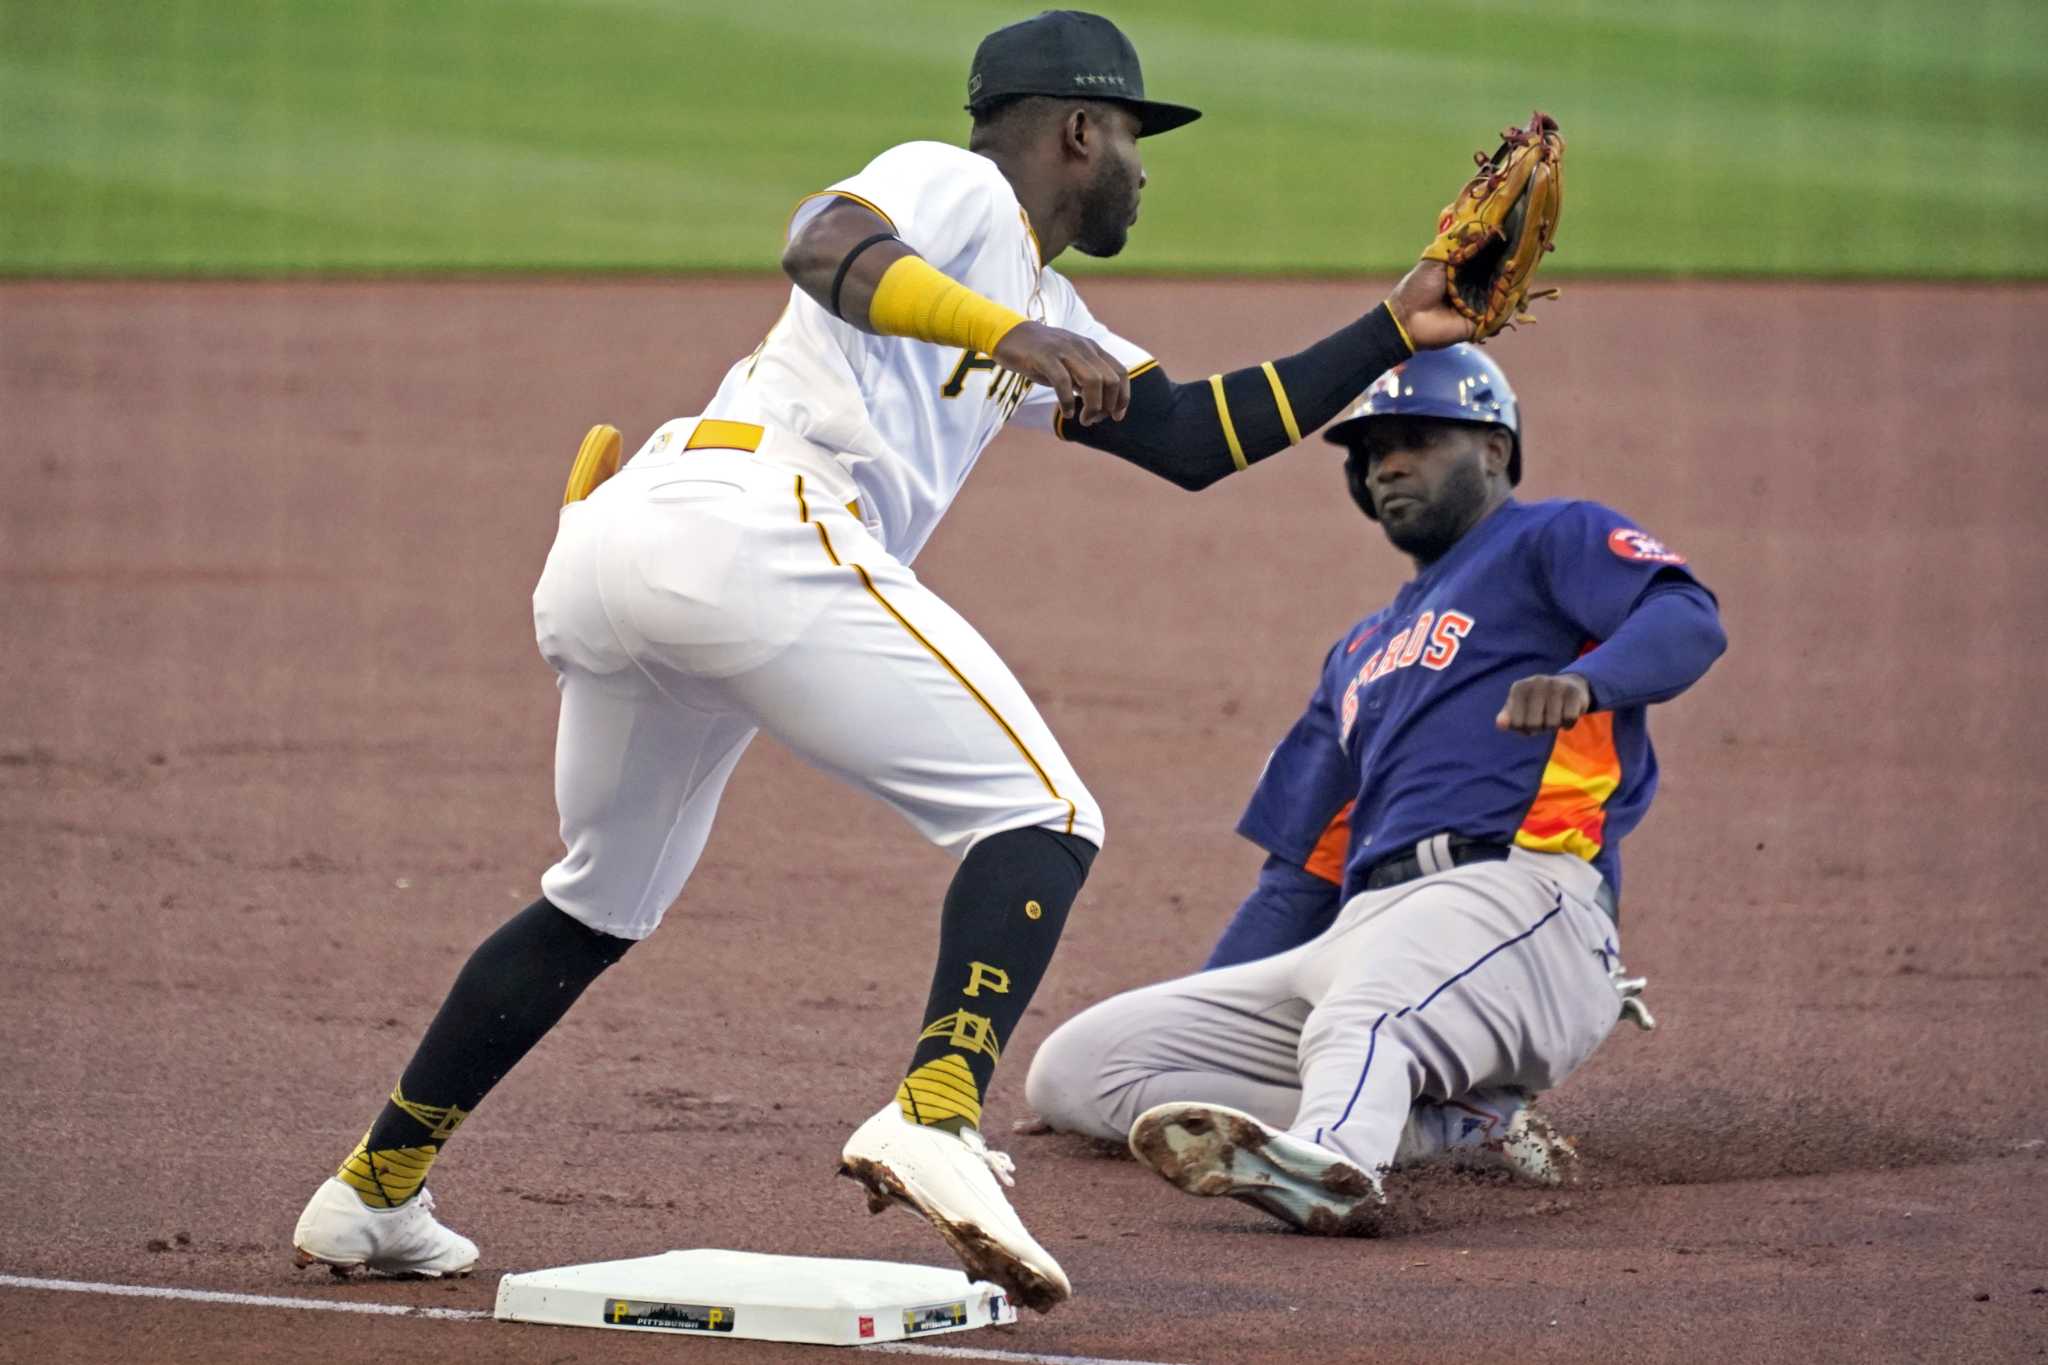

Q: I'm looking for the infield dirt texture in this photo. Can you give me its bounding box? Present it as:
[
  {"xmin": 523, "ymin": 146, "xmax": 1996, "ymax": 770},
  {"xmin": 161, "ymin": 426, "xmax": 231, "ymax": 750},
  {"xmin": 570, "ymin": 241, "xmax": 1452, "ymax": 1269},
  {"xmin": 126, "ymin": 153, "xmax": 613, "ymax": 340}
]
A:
[
  {"xmin": 3, "ymin": 276, "xmax": 2044, "ymax": 1363},
  {"xmin": 5, "ymin": 0, "xmax": 2047, "ymax": 1358}
]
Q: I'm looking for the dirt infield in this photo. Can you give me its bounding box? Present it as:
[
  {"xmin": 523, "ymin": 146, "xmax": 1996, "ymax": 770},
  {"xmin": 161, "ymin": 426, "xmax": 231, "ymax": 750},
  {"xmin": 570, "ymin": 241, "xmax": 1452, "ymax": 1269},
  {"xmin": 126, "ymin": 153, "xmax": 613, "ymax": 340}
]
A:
[{"xmin": 3, "ymin": 277, "xmax": 2044, "ymax": 1364}]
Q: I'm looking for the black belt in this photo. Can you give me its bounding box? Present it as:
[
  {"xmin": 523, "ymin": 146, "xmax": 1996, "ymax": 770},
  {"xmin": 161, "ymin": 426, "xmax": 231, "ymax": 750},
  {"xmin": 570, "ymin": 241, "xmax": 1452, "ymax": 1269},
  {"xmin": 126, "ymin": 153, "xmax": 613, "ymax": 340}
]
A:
[
  {"xmin": 1360, "ymin": 834, "xmax": 1621, "ymax": 923},
  {"xmin": 1361, "ymin": 836, "xmax": 1511, "ymax": 891}
]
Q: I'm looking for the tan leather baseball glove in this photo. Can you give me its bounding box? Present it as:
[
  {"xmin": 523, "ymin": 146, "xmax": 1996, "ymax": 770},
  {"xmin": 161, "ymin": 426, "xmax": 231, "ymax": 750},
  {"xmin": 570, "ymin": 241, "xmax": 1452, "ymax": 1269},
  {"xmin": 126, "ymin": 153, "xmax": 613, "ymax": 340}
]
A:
[{"xmin": 1420, "ymin": 112, "xmax": 1565, "ymax": 340}]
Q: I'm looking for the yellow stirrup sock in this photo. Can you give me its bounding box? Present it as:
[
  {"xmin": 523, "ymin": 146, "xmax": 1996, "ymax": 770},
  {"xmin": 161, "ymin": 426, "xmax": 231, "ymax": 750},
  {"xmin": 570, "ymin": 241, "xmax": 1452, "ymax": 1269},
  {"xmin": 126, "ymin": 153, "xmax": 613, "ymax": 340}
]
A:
[
  {"xmin": 897, "ymin": 1053, "xmax": 984, "ymax": 1130},
  {"xmin": 334, "ymin": 1087, "xmax": 469, "ymax": 1208}
]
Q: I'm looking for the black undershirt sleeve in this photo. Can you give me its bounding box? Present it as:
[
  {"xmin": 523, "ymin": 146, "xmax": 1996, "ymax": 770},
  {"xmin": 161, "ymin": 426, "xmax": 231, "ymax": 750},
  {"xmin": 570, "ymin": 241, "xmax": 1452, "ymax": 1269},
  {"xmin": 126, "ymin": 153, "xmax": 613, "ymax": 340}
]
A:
[{"xmin": 1055, "ymin": 302, "xmax": 1413, "ymax": 490}]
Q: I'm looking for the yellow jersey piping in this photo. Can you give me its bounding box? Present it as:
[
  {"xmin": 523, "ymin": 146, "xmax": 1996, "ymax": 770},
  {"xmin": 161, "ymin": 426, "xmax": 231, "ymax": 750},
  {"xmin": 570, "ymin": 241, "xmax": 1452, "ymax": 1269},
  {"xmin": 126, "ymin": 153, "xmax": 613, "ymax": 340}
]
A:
[
  {"xmin": 788, "ymin": 190, "xmax": 899, "ymax": 237},
  {"xmin": 795, "ymin": 477, "xmax": 1074, "ymax": 834},
  {"xmin": 795, "ymin": 475, "xmax": 841, "ymax": 565}
]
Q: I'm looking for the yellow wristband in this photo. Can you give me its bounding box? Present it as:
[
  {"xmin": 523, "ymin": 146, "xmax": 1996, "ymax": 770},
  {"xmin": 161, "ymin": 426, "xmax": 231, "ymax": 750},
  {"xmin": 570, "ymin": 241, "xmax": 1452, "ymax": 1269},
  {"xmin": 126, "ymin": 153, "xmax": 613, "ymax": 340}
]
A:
[
  {"xmin": 868, "ymin": 255, "xmax": 1027, "ymax": 356},
  {"xmin": 1382, "ymin": 301, "xmax": 1416, "ymax": 355}
]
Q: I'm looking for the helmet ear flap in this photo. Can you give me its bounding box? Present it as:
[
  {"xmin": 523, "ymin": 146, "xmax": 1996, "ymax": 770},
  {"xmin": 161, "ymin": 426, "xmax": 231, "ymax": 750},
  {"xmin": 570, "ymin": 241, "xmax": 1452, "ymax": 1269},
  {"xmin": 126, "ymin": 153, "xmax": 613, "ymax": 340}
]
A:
[
  {"xmin": 1482, "ymin": 425, "xmax": 1518, "ymax": 483},
  {"xmin": 1344, "ymin": 446, "xmax": 1379, "ymax": 521}
]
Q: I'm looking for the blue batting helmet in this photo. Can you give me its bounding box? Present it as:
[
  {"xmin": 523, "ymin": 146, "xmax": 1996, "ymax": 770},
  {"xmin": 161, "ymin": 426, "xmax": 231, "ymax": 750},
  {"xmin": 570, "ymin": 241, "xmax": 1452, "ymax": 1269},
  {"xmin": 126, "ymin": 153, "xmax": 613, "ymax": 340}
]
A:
[{"xmin": 1323, "ymin": 343, "xmax": 1522, "ymax": 494}]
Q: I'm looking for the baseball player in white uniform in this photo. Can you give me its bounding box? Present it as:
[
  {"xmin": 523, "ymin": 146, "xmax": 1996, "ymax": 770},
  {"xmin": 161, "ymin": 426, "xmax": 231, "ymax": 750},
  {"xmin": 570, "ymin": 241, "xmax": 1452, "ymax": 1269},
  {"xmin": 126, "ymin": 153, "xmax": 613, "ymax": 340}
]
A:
[{"xmin": 292, "ymin": 10, "xmax": 1479, "ymax": 1310}]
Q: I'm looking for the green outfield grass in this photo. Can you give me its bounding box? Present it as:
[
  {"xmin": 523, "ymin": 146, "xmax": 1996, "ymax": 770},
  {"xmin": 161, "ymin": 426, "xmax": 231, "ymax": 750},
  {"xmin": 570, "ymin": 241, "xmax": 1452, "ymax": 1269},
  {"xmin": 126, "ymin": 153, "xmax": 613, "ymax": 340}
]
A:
[{"xmin": 3, "ymin": 0, "xmax": 2043, "ymax": 277}]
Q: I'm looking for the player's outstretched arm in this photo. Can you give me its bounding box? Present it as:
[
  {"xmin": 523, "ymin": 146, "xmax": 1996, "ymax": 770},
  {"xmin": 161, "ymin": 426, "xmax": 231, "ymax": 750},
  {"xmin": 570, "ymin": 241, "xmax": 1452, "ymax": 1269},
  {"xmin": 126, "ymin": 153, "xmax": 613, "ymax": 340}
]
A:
[
  {"xmin": 783, "ymin": 199, "xmax": 1128, "ymax": 425},
  {"xmin": 1055, "ymin": 259, "xmax": 1472, "ymax": 491},
  {"xmin": 1054, "ymin": 323, "xmax": 1404, "ymax": 492}
]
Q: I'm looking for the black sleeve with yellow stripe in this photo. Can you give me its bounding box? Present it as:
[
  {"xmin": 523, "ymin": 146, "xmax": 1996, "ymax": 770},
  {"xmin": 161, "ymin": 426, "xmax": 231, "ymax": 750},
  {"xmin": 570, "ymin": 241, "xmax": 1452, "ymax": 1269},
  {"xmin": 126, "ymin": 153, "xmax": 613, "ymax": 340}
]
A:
[{"xmin": 1056, "ymin": 303, "xmax": 1413, "ymax": 490}]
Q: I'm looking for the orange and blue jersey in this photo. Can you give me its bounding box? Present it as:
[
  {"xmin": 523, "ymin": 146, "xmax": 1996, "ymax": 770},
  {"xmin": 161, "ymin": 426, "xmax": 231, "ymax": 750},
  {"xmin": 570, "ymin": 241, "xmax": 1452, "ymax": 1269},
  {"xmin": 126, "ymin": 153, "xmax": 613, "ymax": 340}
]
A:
[{"xmin": 1235, "ymin": 498, "xmax": 1723, "ymax": 909}]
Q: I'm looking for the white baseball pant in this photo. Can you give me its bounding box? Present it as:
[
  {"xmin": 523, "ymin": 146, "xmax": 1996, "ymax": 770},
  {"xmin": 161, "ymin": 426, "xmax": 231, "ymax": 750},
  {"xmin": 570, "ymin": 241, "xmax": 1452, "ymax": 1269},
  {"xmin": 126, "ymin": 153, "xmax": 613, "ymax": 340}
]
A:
[
  {"xmin": 532, "ymin": 418, "xmax": 1103, "ymax": 941},
  {"xmin": 1024, "ymin": 848, "xmax": 1622, "ymax": 1174}
]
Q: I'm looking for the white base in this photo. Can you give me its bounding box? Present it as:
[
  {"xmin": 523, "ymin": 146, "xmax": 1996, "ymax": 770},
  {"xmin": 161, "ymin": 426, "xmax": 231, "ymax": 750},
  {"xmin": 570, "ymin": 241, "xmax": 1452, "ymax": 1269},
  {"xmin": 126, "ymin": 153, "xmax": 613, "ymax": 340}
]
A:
[{"xmin": 494, "ymin": 1249, "xmax": 1018, "ymax": 1346}]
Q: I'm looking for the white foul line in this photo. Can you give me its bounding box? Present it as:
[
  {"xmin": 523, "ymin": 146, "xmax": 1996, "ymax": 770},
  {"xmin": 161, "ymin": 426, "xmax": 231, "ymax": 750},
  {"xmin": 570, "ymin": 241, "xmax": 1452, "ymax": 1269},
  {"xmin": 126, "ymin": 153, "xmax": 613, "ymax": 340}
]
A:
[
  {"xmin": 0, "ymin": 1274, "xmax": 1186, "ymax": 1365},
  {"xmin": 865, "ymin": 1344, "xmax": 1189, "ymax": 1365},
  {"xmin": 0, "ymin": 1273, "xmax": 488, "ymax": 1320}
]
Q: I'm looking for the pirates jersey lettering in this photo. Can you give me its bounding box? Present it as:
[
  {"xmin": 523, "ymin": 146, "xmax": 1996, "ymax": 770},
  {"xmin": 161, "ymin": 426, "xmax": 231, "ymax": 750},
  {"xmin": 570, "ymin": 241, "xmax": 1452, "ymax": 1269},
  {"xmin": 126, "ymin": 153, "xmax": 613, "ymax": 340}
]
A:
[
  {"xmin": 941, "ymin": 348, "xmax": 1036, "ymax": 420},
  {"xmin": 694, "ymin": 140, "xmax": 1151, "ymax": 564}
]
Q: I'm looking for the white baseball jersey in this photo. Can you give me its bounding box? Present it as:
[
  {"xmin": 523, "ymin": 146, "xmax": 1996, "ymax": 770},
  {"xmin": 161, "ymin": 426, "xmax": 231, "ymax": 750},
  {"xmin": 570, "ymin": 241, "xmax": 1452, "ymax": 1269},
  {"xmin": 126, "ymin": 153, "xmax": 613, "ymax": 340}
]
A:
[
  {"xmin": 534, "ymin": 140, "xmax": 1134, "ymax": 939},
  {"xmin": 697, "ymin": 140, "xmax": 1152, "ymax": 563}
]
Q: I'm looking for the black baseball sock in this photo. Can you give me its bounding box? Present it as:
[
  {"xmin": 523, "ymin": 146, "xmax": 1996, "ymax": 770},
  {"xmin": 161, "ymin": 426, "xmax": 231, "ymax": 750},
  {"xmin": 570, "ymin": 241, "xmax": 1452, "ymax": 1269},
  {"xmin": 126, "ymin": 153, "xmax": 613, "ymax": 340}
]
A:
[
  {"xmin": 897, "ymin": 827, "xmax": 1096, "ymax": 1131},
  {"xmin": 334, "ymin": 896, "xmax": 632, "ymax": 1206}
]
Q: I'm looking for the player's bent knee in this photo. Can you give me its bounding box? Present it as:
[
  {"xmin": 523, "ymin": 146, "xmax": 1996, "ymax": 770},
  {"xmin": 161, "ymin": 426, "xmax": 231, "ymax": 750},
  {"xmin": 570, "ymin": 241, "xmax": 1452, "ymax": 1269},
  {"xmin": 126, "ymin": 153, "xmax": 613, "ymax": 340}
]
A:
[
  {"xmin": 1069, "ymin": 791, "xmax": 1106, "ymax": 850},
  {"xmin": 535, "ymin": 877, "xmax": 666, "ymax": 944},
  {"xmin": 535, "ymin": 896, "xmax": 638, "ymax": 964},
  {"xmin": 940, "ymin": 771, "xmax": 1103, "ymax": 856},
  {"xmin": 1029, "ymin": 781, "xmax": 1104, "ymax": 853},
  {"xmin": 1047, "ymin": 828, "xmax": 1099, "ymax": 880},
  {"xmin": 1012, "ymin": 802, "xmax": 1104, "ymax": 853},
  {"xmin": 1023, "ymin": 1015, "xmax": 1126, "ymax": 1143}
]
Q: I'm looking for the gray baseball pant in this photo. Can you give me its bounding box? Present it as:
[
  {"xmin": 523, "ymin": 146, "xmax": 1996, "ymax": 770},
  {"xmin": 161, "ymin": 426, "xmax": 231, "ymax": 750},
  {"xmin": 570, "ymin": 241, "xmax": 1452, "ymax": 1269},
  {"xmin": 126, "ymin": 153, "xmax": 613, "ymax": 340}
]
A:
[{"xmin": 1025, "ymin": 848, "xmax": 1623, "ymax": 1174}]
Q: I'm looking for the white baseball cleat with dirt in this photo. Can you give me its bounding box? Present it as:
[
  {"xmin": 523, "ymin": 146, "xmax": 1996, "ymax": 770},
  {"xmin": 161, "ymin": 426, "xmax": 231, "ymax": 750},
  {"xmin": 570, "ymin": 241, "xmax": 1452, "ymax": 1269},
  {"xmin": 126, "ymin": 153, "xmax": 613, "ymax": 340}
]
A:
[
  {"xmin": 1128, "ymin": 1101, "xmax": 1385, "ymax": 1235},
  {"xmin": 1486, "ymin": 1097, "xmax": 1579, "ymax": 1186},
  {"xmin": 1399, "ymin": 1087, "xmax": 1580, "ymax": 1186},
  {"xmin": 292, "ymin": 1178, "xmax": 479, "ymax": 1278},
  {"xmin": 839, "ymin": 1103, "xmax": 1070, "ymax": 1313}
]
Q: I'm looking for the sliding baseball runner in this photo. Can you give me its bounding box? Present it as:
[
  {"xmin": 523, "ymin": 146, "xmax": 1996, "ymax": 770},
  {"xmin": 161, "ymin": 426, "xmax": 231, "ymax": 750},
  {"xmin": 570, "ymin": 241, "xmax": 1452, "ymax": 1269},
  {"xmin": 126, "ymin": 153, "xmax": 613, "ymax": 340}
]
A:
[{"xmin": 1025, "ymin": 346, "xmax": 1724, "ymax": 1231}]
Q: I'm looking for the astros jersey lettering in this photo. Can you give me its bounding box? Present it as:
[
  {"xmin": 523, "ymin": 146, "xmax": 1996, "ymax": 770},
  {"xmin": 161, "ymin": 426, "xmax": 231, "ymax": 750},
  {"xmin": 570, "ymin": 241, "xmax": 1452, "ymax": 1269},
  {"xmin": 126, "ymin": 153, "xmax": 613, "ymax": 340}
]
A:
[
  {"xmin": 1238, "ymin": 498, "xmax": 1711, "ymax": 899},
  {"xmin": 698, "ymin": 140, "xmax": 1153, "ymax": 563}
]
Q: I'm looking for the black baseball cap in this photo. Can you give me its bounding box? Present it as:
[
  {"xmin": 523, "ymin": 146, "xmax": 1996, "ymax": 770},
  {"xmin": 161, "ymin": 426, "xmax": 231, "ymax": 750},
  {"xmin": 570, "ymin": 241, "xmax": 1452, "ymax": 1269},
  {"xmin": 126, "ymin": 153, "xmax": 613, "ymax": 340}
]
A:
[{"xmin": 966, "ymin": 10, "xmax": 1201, "ymax": 137}]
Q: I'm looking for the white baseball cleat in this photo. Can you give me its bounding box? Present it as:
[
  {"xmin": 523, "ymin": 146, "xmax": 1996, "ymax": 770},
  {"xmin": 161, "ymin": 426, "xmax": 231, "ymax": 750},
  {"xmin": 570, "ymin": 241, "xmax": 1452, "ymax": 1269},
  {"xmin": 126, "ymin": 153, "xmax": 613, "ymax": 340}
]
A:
[
  {"xmin": 292, "ymin": 1178, "xmax": 479, "ymax": 1278},
  {"xmin": 839, "ymin": 1104, "xmax": 1071, "ymax": 1313},
  {"xmin": 1405, "ymin": 1087, "xmax": 1580, "ymax": 1186},
  {"xmin": 1128, "ymin": 1102, "xmax": 1384, "ymax": 1236},
  {"xmin": 1487, "ymin": 1097, "xmax": 1579, "ymax": 1186}
]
